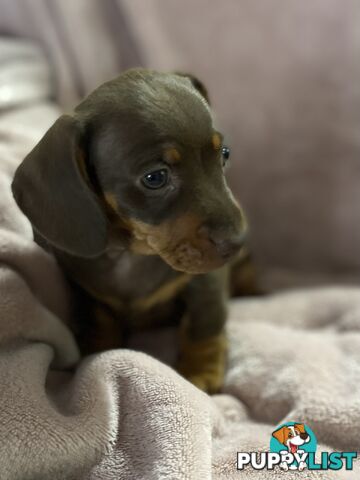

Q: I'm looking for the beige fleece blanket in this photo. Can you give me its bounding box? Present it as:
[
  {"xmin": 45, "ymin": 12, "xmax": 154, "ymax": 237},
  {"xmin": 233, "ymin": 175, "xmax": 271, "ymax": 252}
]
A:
[{"xmin": 1, "ymin": 42, "xmax": 360, "ymax": 480}]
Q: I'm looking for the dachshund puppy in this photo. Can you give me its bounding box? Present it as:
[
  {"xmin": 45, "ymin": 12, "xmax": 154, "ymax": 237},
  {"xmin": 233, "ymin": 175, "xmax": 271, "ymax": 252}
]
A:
[{"xmin": 12, "ymin": 69, "xmax": 249, "ymax": 393}]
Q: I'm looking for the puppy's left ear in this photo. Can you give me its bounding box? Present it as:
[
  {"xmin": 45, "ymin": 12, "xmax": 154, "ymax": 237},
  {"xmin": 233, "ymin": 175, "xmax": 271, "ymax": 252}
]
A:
[
  {"xmin": 175, "ymin": 72, "xmax": 210, "ymax": 104},
  {"xmin": 272, "ymin": 426, "xmax": 287, "ymax": 445},
  {"xmin": 12, "ymin": 115, "xmax": 108, "ymax": 257}
]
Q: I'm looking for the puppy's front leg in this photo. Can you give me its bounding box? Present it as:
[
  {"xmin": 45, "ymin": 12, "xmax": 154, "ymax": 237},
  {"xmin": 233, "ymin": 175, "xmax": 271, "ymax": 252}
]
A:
[
  {"xmin": 75, "ymin": 298, "xmax": 124, "ymax": 355},
  {"xmin": 177, "ymin": 268, "xmax": 228, "ymax": 393}
]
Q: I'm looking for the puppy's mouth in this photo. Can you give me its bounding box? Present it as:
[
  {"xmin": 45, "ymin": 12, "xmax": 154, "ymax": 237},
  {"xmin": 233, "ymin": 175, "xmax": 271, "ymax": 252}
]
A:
[
  {"xmin": 289, "ymin": 442, "xmax": 298, "ymax": 454},
  {"xmin": 128, "ymin": 219, "xmax": 244, "ymax": 274},
  {"xmin": 158, "ymin": 241, "xmax": 226, "ymax": 274}
]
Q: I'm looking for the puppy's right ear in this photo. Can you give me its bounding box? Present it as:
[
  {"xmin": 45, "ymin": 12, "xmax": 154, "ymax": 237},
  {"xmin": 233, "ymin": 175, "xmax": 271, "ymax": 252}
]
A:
[
  {"xmin": 12, "ymin": 115, "xmax": 107, "ymax": 257},
  {"xmin": 294, "ymin": 423, "xmax": 306, "ymax": 434},
  {"xmin": 175, "ymin": 72, "xmax": 210, "ymax": 104}
]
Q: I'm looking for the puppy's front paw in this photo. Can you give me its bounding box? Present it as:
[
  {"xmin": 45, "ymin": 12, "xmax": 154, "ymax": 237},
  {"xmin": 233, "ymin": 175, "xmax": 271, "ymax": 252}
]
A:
[{"xmin": 177, "ymin": 332, "xmax": 227, "ymax": 394}]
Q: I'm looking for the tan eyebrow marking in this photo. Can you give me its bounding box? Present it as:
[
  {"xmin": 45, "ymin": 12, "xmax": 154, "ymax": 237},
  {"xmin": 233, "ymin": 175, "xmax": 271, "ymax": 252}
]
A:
[
  {"xmin": 212, "ymin": 132, "xmax": 222, "ymax": 151},
  {"xmin": 164, "ymin": 147, "xmax": 181, "ymax": 164}
]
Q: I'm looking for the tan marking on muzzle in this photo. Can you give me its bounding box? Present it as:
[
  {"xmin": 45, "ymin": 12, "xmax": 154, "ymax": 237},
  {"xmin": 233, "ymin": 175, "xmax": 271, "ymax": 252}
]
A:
[
  {"xmin": 126, "ymin": 211, "xmax": 245, "ymax": 274},
  {"xmin": 126, "ymin": 214, "xmax": 216, "ymax": 273},
  {"xmin": 103, "ymin": 194, "xmax": 245, "ymax": 274}
]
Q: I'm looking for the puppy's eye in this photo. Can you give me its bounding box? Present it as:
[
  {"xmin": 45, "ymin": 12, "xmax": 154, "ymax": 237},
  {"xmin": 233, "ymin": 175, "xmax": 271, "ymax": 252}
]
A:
[
  {"xmin": 142, "ymin": 168, "xmax": 169, "ymax": 189},
  {"xmin": 288, "ymin": 432, "xmax": 293, "ymax": 438},
  {"xmin": 221, "ymin": 146, "xmax": 231, "ymax": 166}
]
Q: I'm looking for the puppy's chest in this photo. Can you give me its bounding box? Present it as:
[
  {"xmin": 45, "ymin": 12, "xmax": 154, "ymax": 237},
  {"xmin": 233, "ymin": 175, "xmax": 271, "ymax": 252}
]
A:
[{"xmin": 63, "ymin": 250, "xmax": 190, "ymax": 316}]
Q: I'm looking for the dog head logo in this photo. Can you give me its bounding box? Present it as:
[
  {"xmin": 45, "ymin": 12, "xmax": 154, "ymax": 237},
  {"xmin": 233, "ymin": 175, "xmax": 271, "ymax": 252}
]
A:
[
  {"xmin": 272, "ymin": 423, "xmax": 310, "ymax": 454},
  {"xmin": 270, "ymin": 422, "xmax": 316, "ymax": 471}
]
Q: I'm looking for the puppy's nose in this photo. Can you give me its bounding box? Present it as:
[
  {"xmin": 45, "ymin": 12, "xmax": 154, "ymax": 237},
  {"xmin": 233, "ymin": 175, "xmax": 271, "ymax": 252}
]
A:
[
  {"xmin": 199, "ymin": 225, "xmax": 246, "ymax": 259},
  {"xmin": 212, "ymin": 235, "xmax": 245, "ymax": 259},
  {"xmin": 300, "ymin": 433, "xmax": 309, "ymax": 440}
]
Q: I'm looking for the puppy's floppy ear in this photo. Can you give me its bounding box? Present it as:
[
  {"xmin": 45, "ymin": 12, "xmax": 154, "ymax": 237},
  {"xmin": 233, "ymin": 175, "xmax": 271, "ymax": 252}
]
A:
[
  {"xmin": 175, "ymin": 72, "xmax": 210, "ymax": 104},
  {"xmin": 272, "ymin": 426, "xmax": 288, "ymax": 445},
  {"xmin": 294, "ymin": 423, "xmax": 306, "ymax": 434},
  {"xmin": 12, "ymin": 115, "xmax": 107, "ymax": 257}
]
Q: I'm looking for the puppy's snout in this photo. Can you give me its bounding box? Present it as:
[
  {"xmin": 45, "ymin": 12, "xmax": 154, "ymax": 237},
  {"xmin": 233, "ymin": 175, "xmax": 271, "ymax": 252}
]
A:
[
  {"xmin": 300, "ymin": 433, "xmax": 309, "ymax": 441},
  {"xmin": 199, "ymin": 224, "xmax": 246, "ymax": 260},
  {"xmin": 211, "ymin": 234, "xmax": 245, "ymax": 259}
]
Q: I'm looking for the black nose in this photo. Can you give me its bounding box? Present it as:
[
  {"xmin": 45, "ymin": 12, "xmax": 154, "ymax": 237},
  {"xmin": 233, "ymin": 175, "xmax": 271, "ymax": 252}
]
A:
[
  {"xmin": 300, "ymin": 433, "xmax": 309, "ymax": 440},
  {"xmin": 205, "ymin": 228, "xmax": 246, "ymax": 259}
]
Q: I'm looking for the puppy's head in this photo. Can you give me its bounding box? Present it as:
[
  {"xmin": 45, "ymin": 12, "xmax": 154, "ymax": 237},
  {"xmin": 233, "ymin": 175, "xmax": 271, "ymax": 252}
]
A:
[
  {"xmin": 272, "ymin": 424, "xmax": 310, "ymax": 454},
  {"xmin": 12, "ymin": 69, "xmax": 246, "ymax": 274}
]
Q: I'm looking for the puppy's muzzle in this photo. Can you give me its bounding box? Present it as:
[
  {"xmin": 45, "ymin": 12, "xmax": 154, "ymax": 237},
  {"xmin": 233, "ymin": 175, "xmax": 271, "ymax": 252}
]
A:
[{"xmin": 198, "ymin": 224, "xmax": 247, "ymax": 260}]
